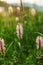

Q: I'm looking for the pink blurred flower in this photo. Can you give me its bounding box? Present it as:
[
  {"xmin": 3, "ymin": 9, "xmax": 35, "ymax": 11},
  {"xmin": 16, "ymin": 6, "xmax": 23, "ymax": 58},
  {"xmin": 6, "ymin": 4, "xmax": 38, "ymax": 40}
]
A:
[
  {"xmin": 36, "ymin": 36, "xmax": 43, "ymax": 49},
  {"xmin": 0, "ymin": 38, "xmax": 5, "ymax": 54},
  {"xmin": 16, "ymin": 23, "xmax": 23, "ymax": 39}
]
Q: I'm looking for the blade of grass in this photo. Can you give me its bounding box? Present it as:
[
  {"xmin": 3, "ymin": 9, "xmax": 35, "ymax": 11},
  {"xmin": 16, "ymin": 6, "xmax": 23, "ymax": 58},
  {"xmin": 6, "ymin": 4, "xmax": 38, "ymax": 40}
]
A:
[
  {"xmin": 34, "ymin": 32, "xmax": 43, "ymax": 36},
  {"xmin": 6, "ymin": 41, "xmax": 14, "ymax": 54}
]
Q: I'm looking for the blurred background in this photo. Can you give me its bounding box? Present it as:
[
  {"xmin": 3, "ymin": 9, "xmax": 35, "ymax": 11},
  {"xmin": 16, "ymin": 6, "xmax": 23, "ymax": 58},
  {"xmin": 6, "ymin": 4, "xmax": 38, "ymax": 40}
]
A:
[{"xmin": 0, "ymin": 0, "xmax": 43, "ymax": 65}]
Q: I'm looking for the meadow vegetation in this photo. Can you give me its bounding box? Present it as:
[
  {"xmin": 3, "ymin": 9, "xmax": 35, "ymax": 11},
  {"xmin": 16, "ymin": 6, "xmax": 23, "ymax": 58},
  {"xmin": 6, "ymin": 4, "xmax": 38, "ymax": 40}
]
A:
[{"xmin": 0, "ymin": 7, "xmax": 43, "ymax": 65}]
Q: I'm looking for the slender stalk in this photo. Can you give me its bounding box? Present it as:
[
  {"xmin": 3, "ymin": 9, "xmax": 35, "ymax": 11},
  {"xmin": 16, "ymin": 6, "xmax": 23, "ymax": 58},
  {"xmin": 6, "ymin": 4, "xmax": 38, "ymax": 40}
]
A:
[{"xmin": 20, "ymin": 0, "xmax": 24, "ymax": 12}]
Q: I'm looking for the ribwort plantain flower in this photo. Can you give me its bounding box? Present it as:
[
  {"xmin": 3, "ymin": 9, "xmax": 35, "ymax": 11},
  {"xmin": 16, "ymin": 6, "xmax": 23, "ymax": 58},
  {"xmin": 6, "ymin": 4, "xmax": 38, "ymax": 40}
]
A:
[
  {"xmin": 17, "ymin": 7, "xmax": 20, "ymax": 17},
  {"xmin": 16, "ymin": 17, "xmax": 19, "ymax": 22},
  {"xmin": 23, "ymin": 14, "xmax": 27, "ymax": 21},
  {"xmin": 0, "ymin": 38, "xmax": 5, "ymax": 55},
  {"xmin": 17, "ymin": 7, "xmax": 20, "ymax": 11},
  {"xmin": 8, "ymin": 6, "xmax": 13, "ymax": 14},
  {"xmin": 36, "ymin": 36, "xmax": 43, "ymax": 49},
  {"xmin": 16, "ymin": 23, "xmax": 23, "ymax": 39},
  {"xmin": 31, "ymin": 8, "xmax": 36, "ymax": 16}
]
